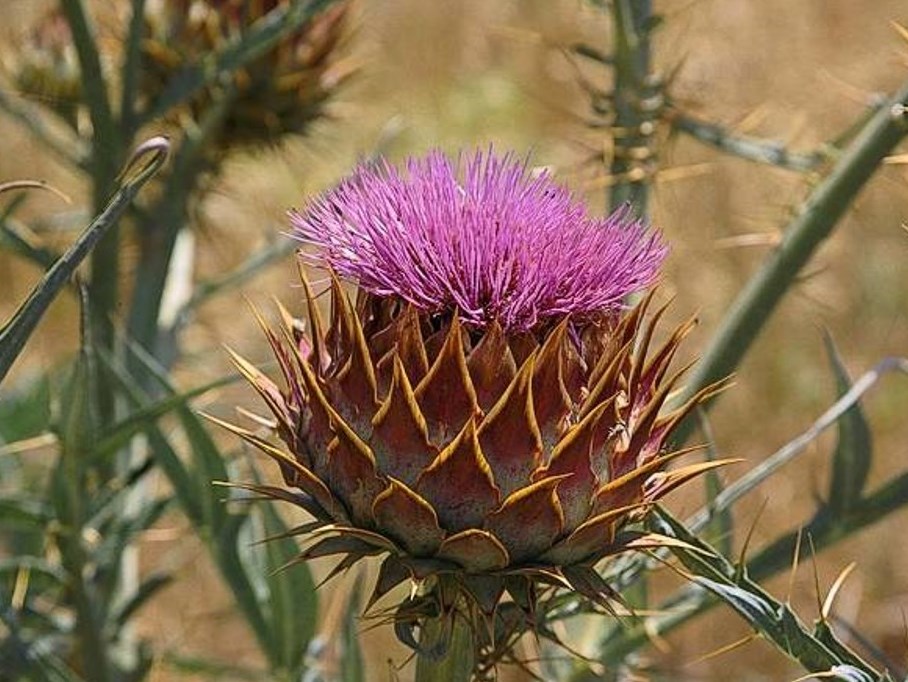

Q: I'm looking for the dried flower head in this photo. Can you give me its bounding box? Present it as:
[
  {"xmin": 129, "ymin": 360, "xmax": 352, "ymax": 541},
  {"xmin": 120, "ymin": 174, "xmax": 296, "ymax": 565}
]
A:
[
  {"xmin": 290, "ymin": 150, "xmax": 666, "ymax": 333},
  {"xmin": 3, "ymin": 2, "xmax": 351, "ymax": 161},
  {"xmin": 222, "ymin": 150, "xmax": 727, "ymax": 671},
  {"xmin": 141, "ymin": 0, "xmax": 353, "ymax": 153}
]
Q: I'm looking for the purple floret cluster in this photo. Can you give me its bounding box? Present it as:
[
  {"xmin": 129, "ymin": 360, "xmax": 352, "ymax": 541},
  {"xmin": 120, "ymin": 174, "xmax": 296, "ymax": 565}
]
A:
[{"xmin": 290, "ymin": 149, "xmax": 666, "ymax": 332}]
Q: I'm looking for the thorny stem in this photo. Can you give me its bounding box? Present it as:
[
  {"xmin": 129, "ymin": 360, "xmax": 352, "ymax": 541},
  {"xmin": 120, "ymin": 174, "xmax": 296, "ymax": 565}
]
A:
[
  {"xmin": 667, "ymin": 108, "xmax": 829, "ymax": 173},
  {"xmin": 671, "ymin": 79, "xmax": 908, "ymax": 445},
  {"xmin": 56, "ymin": 304, "xmax": 112, "ymax": 682},
  {"xmin": 120, "ymin": 0, "xmax": 149, "ymax": 138},
  {"xmin": 61, "ymin": 538, "xmax": 113, "ymax": 682},
  {"xmin": 608, "ymin": 0, "xmax": 657, "ymax": 213}
]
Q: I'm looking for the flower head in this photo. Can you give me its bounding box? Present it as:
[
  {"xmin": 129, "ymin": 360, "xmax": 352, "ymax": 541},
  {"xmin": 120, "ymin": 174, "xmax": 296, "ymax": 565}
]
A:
[
  {"xmin": 290, "ymin": 150, "xmax": 666, "ymax": 333},
  {"xmin": 223, "ymin": 150, "xmax": 726, "ymax": 672},
  {"xmin": 141, "ymin": 0, "xmax": 352, "ymax": 153}
]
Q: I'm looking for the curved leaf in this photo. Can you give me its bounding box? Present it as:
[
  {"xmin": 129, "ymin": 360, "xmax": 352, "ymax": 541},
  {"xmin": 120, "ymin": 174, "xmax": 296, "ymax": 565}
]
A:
[{"xmin": 824, "ymin": 334, "xmax": 872, "ymax": 516}]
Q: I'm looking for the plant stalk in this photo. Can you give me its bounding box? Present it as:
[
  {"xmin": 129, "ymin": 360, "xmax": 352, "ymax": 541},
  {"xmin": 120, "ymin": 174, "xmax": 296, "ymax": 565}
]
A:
[
  {"xmin": 609, "ymin": 0, "xmax": 656, "ymax": 214},
  {"xmin": 59, "ymin": 0, "xmax": 124, "ymax": 421},
  {"xmin": 671, "ymin": 80, "xmax": 908, "ymax": 445},
  {"xmin": 414, "ymin": 610, "xmax": 476, "ymax": 682}
]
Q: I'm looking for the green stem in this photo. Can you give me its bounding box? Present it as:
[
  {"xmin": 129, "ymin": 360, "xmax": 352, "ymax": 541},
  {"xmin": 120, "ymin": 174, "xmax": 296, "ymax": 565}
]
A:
[
  {"xmin": 120, "ymin": 0, "xmax": 149, "ymax": 138},
  {"xmin": 668, "ymin": 109, "xmax": 827, "ymax": 172},
  {"xmin": 125, "ymin": 93, "xmax": 232, "ymax": 379},
  {"xmin": 55, "ymin": 308, "xmax": 112, "ymax": 682},
  {"xmin": 59, "ymin": 0, "xmax": 124, "ymax": 420},
  {"xmin": 748, "ymin": 469, "xmax": 908, "ymax": 579},
  {"xmin": 609, "ymin": 0, "xmax": 656, "ymax": 213},
  {"xmin": 58, "ymin": 0, "xmax": 120, "ymax": 204},
  {"xmin": 671, "ymin": 80, "xmax": 908, "ymax": 445},
  {"xmin": 125, "ymin": 190, "xmax": 193, "ymax": 362},
  {"xmin": 64, "ymin": 544, "xmax": 114, "ymax": 682},
  {"xmin": 414, "ymin": 609, "xmax": 475, "ymax": 682}
]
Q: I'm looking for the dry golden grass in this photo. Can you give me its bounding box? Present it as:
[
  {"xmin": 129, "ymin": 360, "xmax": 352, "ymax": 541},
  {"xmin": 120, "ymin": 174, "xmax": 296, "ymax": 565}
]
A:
[{"xmin": 2, "ymin": 0, "xmax": 908, "ymax": 679}]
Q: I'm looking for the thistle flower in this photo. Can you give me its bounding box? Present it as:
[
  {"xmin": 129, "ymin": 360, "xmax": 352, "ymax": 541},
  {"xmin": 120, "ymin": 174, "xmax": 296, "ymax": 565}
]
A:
[
  {"xmin": 141, "ymin": 0, "xmax": 353, "ymax": 153},
  {"xmin": 221, "ymin": 150, "xmax": 726, "ymax": 670}
]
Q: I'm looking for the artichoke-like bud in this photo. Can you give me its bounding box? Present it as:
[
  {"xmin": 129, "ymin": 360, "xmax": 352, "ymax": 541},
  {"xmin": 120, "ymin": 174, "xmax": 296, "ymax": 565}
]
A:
[
  {"xmin": 222, "ymin": 150, "xmax": 727, "ymax": 668},
  {"xmin": 141, "ymin": 0, "xmax": 352, "ymax": 151},
  {"xmin": 2, "ymin": 9, "xmax": 84, "ymax": 128}
]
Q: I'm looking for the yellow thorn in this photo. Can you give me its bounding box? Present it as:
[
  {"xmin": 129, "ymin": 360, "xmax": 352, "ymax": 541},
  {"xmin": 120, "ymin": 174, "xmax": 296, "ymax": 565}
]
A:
[
  {"xmin": 683, "ymin": 633, "xmax": 758, "ymax": 668},
  {"xmin": 786, "ymin": 526, "xmax": 804, "ymax": 605},
  {"xmin": 821, "ymin": 561, "xmax": 857, "ymax": 620},
  {"xmin": 891, "ymin": 20, "xmax": 908, "ymax": 43},
  {"xmin": 11, "ymin": 566, "xmax": 30, "ymax": 611}
]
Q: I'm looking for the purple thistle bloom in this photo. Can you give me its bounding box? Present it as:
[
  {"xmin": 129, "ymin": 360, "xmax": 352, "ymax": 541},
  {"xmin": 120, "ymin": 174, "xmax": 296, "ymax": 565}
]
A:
[{"xmin": 289, "ymin": 149, "xmax": 667, "ymax": 333}]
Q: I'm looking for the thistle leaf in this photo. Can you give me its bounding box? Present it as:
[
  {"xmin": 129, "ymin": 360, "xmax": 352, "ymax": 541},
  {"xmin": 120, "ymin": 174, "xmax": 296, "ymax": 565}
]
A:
[
  {"xmin": 466, "ymin": 319, "xmax": 516, "ymax": 411},
  {"xmin": 484, "ymin": 475, "xmax": 568, "ymax": 563},
  {"xmin": 415, "ymin": 315, "xmax": 479, "ymax": 443},
  {"xmin": 649, "ymin": 508, "xmax": 889, "ymax": 680},
  {"xmin": 531, "ymin": 319, "xmax": 572, "ymax": 450},
  {"xmin": 370, "ymin": 355, "xmax": 435, "ymax": 486},
  {"xmin": 539, "ymin": 400, "xmax": 610, "ymax": 532}
]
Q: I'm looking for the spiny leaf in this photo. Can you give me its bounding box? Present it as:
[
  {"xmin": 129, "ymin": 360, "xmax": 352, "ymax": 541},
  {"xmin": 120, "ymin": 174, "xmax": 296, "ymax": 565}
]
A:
[
  {"xmin": 101, "ymin": 345, "xmax": 279, "ymax": 666},
  {"xmin": 649, "ymin": 508, "xmax": 889, "ymax": 680},
  {"xmin": 0, "ymin": 495, "xmax": 52, "ymax": 529},
  {"xmin": 98, "ymin": 350, "xmax": 205, "ymax": 525},
  {"xmin": 92, "ymin": 371, "xmax": 239, "ymax": 458}
]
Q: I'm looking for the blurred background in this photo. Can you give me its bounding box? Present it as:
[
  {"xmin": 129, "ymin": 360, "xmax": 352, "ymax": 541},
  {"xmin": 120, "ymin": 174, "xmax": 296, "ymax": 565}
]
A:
[{"xmin": 2, "ymin": 0, "xmax": 907, "ymax": 680}]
